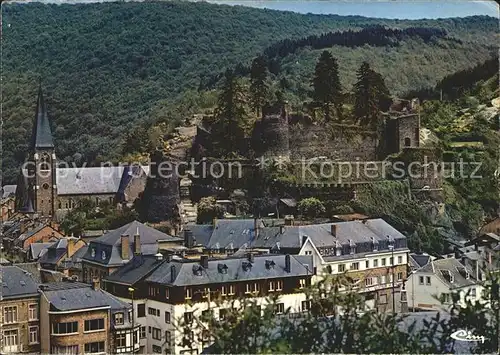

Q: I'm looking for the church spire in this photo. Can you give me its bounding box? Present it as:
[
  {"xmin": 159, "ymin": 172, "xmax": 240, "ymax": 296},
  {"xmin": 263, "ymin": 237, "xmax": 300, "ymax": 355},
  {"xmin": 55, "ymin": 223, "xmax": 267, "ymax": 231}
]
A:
[{"xmin": 31, "ymin": 83, "xmax": 54, "ymax": 149}]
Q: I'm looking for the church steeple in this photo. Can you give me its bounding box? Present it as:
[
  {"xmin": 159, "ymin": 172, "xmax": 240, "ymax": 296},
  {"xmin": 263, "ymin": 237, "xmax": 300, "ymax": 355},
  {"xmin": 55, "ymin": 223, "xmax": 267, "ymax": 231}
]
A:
[{"xmin": 31, "ymin": 84, "xmax": 54, "ymax": 149}]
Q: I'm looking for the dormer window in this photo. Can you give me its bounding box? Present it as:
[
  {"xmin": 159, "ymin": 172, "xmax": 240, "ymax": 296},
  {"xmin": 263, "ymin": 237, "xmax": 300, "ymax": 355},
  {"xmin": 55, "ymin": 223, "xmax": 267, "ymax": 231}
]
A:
[
  {"xmin": 114, "ymin": 312, "xmax": 124, "ymax": 325},
  {"xmin": 349, "ymin": 240, "xmax": 356, "ymax": 255},
  {"xmin": 193, "ymin": 265, "xmax": 203, "ymax": 276},
  {"xmin": 101, "ymin": 251, "xmax": 107, "ymax": 260},
  {"xmin": 371, "ymin": 237, "xmax": 379, "ymax": 251},
  {"xmin": 218, "ymin": 263, "xmax": 228, "ymax": 274},
  {"xmin": 91, "ymin": 248, "xmax": 96, "ymax": 258}
]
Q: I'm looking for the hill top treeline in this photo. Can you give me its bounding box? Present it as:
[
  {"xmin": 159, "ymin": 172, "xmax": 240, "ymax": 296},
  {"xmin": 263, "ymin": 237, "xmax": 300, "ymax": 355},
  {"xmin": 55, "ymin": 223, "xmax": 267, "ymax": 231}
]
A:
[{"xmin": 1, "ymin": 1, "xmax": 498, "ymax": 183}]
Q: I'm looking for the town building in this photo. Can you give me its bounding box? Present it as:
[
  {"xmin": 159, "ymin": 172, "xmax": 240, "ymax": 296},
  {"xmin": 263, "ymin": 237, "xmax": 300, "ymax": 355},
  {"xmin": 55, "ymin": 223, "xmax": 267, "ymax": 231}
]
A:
[
  {"xmin": 1, "ymin": 219, "xmax": 64, "ymax": 262},
  {"xmin": 39, "ymin": 237, "xmax": 88, "ymax": 281},
  {"xmin": 405, "ymin": 257, "xmax": 484, "ymax": 311},
  {"xmin": 39, "ymin": 280, "xmax": 140, "ymax": 354},
  {"xmin": 103, "ymin": 253, "xmax": 313, "ymax": 354},
  {"xmin": 14, "ymin": 86, "xmax": 149, "ymax": 220},
  {"xmin": 0, "ymin": 266, "xmax": 41, "ymax": 354},
  {"xmin": 81, "ymin": 220, "xmax": 182, "ymax": 282},
  {"xmin": 185, "ymin": 217, "xmax": 410, "ymax": 313}
]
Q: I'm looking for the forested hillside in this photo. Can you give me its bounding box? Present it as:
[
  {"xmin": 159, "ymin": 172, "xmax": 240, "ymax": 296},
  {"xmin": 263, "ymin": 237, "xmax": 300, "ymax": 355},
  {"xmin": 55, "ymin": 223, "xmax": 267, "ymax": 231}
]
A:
[{"xmin": 1, "ymin": 1, "xmax": 497, "ymax": 183}]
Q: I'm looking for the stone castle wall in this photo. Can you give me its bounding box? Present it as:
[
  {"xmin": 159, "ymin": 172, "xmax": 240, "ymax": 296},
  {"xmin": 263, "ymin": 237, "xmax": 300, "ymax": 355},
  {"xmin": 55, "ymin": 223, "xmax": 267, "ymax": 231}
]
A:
[{"xmin": 288, "ymin": 124, "xmax": 379, "ymax": 161}]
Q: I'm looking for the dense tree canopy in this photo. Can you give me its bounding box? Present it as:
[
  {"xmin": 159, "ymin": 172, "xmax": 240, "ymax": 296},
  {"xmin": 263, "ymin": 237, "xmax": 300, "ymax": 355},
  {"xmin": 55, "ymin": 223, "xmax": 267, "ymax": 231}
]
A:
[{"xmin": 1, "ymin": 1, "xmax": 497, "ymax": 183}]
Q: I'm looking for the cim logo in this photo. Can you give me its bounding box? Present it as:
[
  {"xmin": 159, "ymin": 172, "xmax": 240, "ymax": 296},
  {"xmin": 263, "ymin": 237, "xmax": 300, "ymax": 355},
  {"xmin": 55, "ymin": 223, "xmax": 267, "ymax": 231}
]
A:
[{"xmin": 450, "ymin": 329, "xmax": 486, "ymax": 344}]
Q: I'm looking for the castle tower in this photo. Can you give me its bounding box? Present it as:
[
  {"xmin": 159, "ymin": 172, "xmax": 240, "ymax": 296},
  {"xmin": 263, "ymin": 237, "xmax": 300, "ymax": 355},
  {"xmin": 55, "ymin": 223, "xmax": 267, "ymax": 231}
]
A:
[
  {"xmin": 252, "ymin": 101, "xmax": 290, "ymax": 160},
  {"xmin": 28, "ymin": 84, "xmax": 57, "ymax": 218}
]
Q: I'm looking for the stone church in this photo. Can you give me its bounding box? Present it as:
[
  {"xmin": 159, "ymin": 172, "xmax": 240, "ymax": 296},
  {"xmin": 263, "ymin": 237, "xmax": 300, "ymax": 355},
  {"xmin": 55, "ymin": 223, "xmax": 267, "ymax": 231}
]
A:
[{"xmin": 15, "ymin": 86, "xmax": 148, "ymax": 220}]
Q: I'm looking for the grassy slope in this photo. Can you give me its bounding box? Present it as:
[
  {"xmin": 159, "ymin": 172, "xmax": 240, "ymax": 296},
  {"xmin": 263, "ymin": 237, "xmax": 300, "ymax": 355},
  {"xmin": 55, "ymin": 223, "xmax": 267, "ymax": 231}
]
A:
[{"xmin": 1, "ymin": 1, "xmax": 497, "ymax": 183}]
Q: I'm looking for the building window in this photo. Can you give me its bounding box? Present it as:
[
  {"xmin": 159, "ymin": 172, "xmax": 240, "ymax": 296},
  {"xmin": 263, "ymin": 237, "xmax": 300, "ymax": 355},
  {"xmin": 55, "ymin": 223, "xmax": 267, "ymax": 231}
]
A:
[
  {"xmin": 51, "ymin": 345, "xmax": 79, "ymax": 354},
  {"xmin": 203, "ymin": 287, "xmax": 211, "ymax": 298},
  {"xmin": 228, "ymin": 285, "xmax": 235, "ymax": 295},
  {"xmin": 373, "ymin": 259, "xmax": 378, "ymax": 267},
  {"xmin": 53, "ymin": 321, "xmax": 78, "ymax": 334},
  {"xmin": 4, "ymin": 329, "xmax": 18, "ymax": 347},
  {"xmin": 184, "ymin": 312, "xmax": 193, "ymax": 324},
  {"xmin": 275, "ymin": 303, "xmax": 285, "ymax": 314},
  {"xmin": 398, "ymin": 256, "xmax": 403, "ymax": 264},
  {"xmin": 365, "ymin": 277, "xmax": 373, "ymax": 287},
  {"xmin": 301, "ymin": 301, "xmax": 311, "ymax": 312},
  {"xmin": 149, "ymin": 286, "xmax": 159, "ymax": 297},
  {"xmin": 305, "ymin": 250, "xmax": 312, "ymax": 255},
  {"xmin": 4, "ymin": 306, "xmax": 18, "ymax": 324},
  {"xmin": 404, "ymin": 137, "xmax": 411, "ymax": 147},
  {"xmin": 29, "ymin": 326, "xmax": 39, "ymax": 344},
  {"xmin": 365, "ymin": 260, "xmax": 369, "ymax": 269},
  {"xmin": 28, "ymin": 304, "xmax": 38, "ymax": 320},
  {"xmin": 299, "ymin": 279, "xmax": 306, "ymax": 289},
  {"xmin": 165, "ymin": 311, "xmax": 171, "ymax": 324},
  {"xmin": 137, "ymin": 304, "xmax": 145, "ymax": 317},
  {"xmin": 389, "ymin": 257, "xmax": 394, "ymax": 265},
  {"xmin": 165, "ymin": 331, "xmax": 171, "ymax": 345},
  {"xmin": 419, "ymin": 276, "xmax": 424, "ymax": 285},
  {"xmin": 148, "ymin": 307, "xmax": 159, "ymax": 316},
  {"xmin": 276, "ymin": 280, "xmax": 283, "ymax": 291},
  {"xmin": 114, "ymin": 312, "xmax": 124, "ymax": 325},
  {"xmin": 165, "ymin": 288, "xmax": 170, "ymax": 299},
  {"xmin": 426, "ymin": 276, "xmax": 431, "ymax": 285},
  {"xmin": 268, "ymin": 281, "xmax": 275, "ymax": 292},
  {"xmin": 245, "ymin": 283, "xmax": 252, "ymax": 294},
  {"xmin": 338, "ymin": 264, "xmax": 346, "ymax": 272},
  {"xmin": 350, "ymin": 262, "xmax": 359, "ymax": 270},
  {"xmin": 381, "ymin": 258, "xmax": 386, "ymax": 266},
  {"xmin": 470, "ymin": 288, "xmax": 477, "ymax": 299},
  {"xmin": 152, "ymin": 345, "xmax": 162, "ymax": 353},
  {"xmin": 84, "ymin": 318, "xmax": 105, "ymax": 332},
  {"xmin": 116, "ymin": 333, "xmax": 127, "ymax": 347},
  {"xmin": 140, "ymin": 326, "xmax": 146, "ymax": 339},
  {"xmin": 84, "ymin": 341, "xmax": 105, "ymax": 353},
  {"xmin": 397, "ymin": 272, "xmax": 403, "ymax": 281},
  {"xmin": 185, "ymin": 288, "xmax": 192, "ymax": 299},
  {"xmin": 152, "ymin": 327, "xmax": 162, "ymax": 340},
  {"xmin": 221, "ymin": 286, "xmax": 227, "ymax": 295}
]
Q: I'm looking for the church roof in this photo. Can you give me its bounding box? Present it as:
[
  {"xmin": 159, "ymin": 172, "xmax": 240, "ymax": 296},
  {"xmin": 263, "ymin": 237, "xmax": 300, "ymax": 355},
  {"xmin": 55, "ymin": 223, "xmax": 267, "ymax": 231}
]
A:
[
  {"xmin": 31, "ymin": 85, "xmax": 54, "ymax": 149},
  {"xmin": 56, "ymin": 167, "xmax": 125, "ymax": 195}
]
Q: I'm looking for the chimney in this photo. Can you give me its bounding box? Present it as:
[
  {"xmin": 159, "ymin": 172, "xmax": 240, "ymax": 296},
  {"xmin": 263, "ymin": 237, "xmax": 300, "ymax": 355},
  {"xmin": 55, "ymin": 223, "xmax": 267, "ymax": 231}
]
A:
[
  {"xmin": 279, "ymin": 225, "xmax": 285, "ymax": 234},
  {"xmin": 92, "ymin": 277, "xmax": 100, "ymax": 290},
  {"xmin": 331, "ymin": 224, "xmax": 337, "ymax": 236},
  {"xmin": 165, "ymin": 254, "xmax": 172, "ymax": 263},
  {"xmin": 184, "ymin": 229, "xmax": 194, "ymax": 248},
  {"xmin": 200, "ymin": 255, "xmax": 209, "ymax": 269},
  {"xmin": 67, "ymin": 237, "xmax": 77, "ymax": 258},
  {"xmin": 134, "ymin": 227, "xmax": 141, "ymax": 255},
  {"xmin": 170, "ymin": 265, "xmax": 177, "ymax": 283},
  {"xmin": 247, "ymin": 253, "xmax": 254, "ymax": 263},
  {"xmin": 121, "ymin": 234, "xmax": 130, "ymax": 260},
  {"xmin": 284, "ymin": 215, "xmax": 294, "ymax": 226},
  {"xmin": 254, "ymin": 218, "xmax": 260, "ymax": 238},
  {"xmin": 285, "ymin": 254, "xmax": 291, "ymax": 273}
]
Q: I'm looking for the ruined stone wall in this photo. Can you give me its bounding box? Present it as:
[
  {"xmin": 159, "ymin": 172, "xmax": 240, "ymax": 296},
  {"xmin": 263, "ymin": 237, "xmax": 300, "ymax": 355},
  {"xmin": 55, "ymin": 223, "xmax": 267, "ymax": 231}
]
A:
[
  {"xmin": 255, "ymin": 115, "xmax": 290, "ymax": 159},
  {"xmin": 289, "ymin": 124, "xmax": 379, "ymax": 161}
]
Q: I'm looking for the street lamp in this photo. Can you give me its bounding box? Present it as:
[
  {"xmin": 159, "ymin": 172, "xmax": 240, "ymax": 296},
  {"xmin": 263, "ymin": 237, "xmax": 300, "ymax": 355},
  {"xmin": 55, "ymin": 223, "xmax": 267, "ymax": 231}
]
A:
[
  {"xmin": 387, "ymin": 236, "xmax": 395, "ymax": 315},
  {"xmin": 128, "ymin": 287, "xmax": 136, "ymax": 352}
]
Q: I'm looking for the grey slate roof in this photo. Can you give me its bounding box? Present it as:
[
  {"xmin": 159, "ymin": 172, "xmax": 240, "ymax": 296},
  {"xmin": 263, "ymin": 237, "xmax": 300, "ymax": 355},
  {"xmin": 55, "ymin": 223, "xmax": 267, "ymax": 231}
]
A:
[
  {"xmin": 39, "ymin": 239, "xmax": 70, "ymax": 265},
  {"xmin": 42, "ymin": 282, "xmax": 131, "ymax": 312},
  {"xmin": 409, "ymin": 253, "xmax": 432, "ymax": 269},
  {"xmin": 14, "ymin": 263, "xmax": 43, "ymax": 283},
  {"xmin": 0, "ymin": 265, "xmax": 39, "ymax": 299},
  {"xmin": 190, "ymin": 218, "xmax": 408, "ymax": 257},
  {"xmin": 1, "ymin": 185, "xmax": 17, "ymax": 199},
  {"xmin": 146, "ymin": 254, "xmax": 313, "ymax": 286},
  {"xmin": 55, "ymin": 165, "xmax": 150, "ymax": 196},
  {"xmin": 31, "ymin": 85, "xmax": 54, "ymax": 149},
  {"xmin": 418, "ymin": 258, "xmax": 478, "ymax": 289},
  {"xmin": 29, "ymin": 242, "xmax": 53, "ymax": 260},
  {"xmin": 83, "ymin": 220, "xmax": 181, "ymax": 266},
  {"xmin": 105, "ymin": 255, "xmax": 164, "ymax": 286}
]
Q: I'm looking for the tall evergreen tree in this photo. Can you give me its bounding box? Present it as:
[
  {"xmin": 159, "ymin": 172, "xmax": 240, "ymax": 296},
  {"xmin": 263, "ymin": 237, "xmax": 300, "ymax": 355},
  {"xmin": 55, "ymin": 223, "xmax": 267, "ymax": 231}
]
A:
[
  {"xmin": 213, "ymin": 69, "xmax": 247, "ymax": 157},
  {"xmin": 249, "ymin": 56, "xmax": 269, "ymax": 117},
  {"xmin": 311, "ymin": 50, "xmax": 343, "ymax": 121},
  {"xmin": 353, "ymin": 62, "xmax": 391, "ymax": 126}
]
